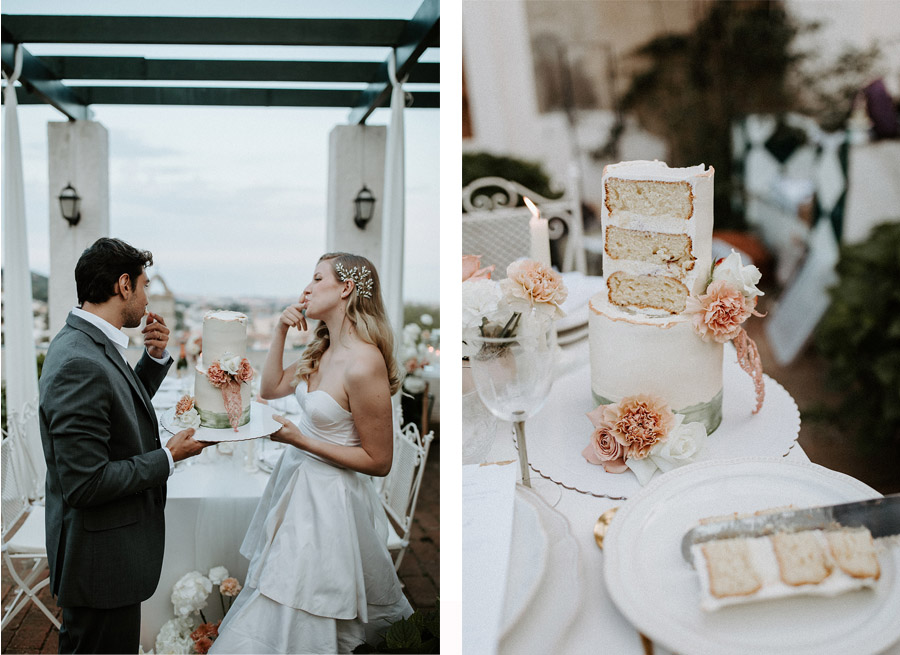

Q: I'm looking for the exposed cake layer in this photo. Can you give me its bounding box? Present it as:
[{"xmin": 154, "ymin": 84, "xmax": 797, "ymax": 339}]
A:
[
  {"xmin": 607, "ymin": 271, "xmax": 689, "ymax": 314},
  {"xmin": 589, "ymin": 291, "xmax": 723, "ymax": 433},
  {"xmin": 602, "ymin": 161, "xmax": 714, "ymax": 302}
]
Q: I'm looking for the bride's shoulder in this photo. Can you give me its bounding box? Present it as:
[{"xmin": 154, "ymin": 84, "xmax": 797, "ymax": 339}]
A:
[{"xmin": 344, "ymin": 343, "xmax": 388, "ymax": 385}]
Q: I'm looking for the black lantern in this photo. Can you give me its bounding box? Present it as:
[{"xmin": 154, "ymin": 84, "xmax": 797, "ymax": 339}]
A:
[
  {"xmin": 59, "ymin": 183, "xmax": 81, "ymax": 227},
  {"xmin": 353, "ymin": 185, "xmax": 376, "ymax": 229}
]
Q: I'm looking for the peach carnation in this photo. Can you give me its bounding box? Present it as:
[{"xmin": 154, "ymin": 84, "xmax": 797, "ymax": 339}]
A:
[
  {"xmin": 206, "ymin": 362, "xmax": 229, "ymax": 388},
  {"xmin": 220, "ymin": 577, "xmax": 242, "ymax": 597},
  {"xmin": 462, "ymin": 254, "xmax": 495, "ymax": 282},
  {"xmin": 685, "ymin": 279, "xmax": 754, "ymax": 343},
  {"xmin": 238, "ymin": 358, "xmax": 254, "ymax": 383},
  {"xmin": 504, "ymin": 259, "xmax": 568, "ymax": 308},
  {"xmin": 605, "ymin": 395, "xmax": 674, "ymax": 460},
  {"xmin": 174, "ymin": 394, "xmax": 194, "ymax": 416},
  {"xmin": 581, "ymin": 406, "xmax": 628, "ymax": 473},
  {"xmin": 193, "ymin": 636, "xmax": 213, "ymax": 654},
  {"xmin": 190, "ymin": 622, "xmax": 219, "ymax": 641}
]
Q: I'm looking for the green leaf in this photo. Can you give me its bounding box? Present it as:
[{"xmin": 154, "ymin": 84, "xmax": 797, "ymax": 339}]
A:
[{"xmin": 384, "ymin": 619, "xmax": 422, "ymax": 651}]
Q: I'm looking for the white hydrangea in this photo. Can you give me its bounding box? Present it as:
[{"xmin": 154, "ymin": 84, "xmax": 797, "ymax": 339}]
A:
[
  {"xmin": 419, "ymin": 313, "xmax": 434, "ymax": 326},
  {"xmin": 712, "ymin": 251, "xmax": 764, "ymax": 299},
  {"xmin": 218, "ymin": 352, "xmax": 242, "ymax": 375},
  {"xmin": 403, "ymin": 376, "xmax": 428, "ymax": 395},
  {"xmin": 461, "ymin": 279, "xmax": 504, "ymax": 330},
  {"xmin": 171, "ymin": 570, "xmax": 212, "ymax": 617},
  {"xmin": 208, "ymin": 565, "xmax": 229, "ymax": 586},
  {"xmin": 154, "ymin": 616, "xmax": 194, "ymax": 655}
]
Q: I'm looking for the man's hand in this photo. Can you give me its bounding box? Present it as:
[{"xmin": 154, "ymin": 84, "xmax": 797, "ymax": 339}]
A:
[
  {"xmin": 165, "ymin": 429, "xmax": 210, "ymax": 462},
  {"xmin": 143, "ymin": 312, "xmax": 170, "ymax": 359}
]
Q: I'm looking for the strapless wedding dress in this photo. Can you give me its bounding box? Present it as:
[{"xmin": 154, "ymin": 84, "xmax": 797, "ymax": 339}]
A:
[{"xmin": 210, "ymin": 381, "xmax": 413, "ymax": 654}]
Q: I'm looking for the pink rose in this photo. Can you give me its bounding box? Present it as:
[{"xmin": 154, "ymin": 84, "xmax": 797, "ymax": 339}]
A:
[
  {"xmin": 462, "ymin": 254, "xmax": 495, "ymax": 282},
  {"xmin": 605, "ymin": 395, "xmax": 674, "ymax": 460},
  {"xmin": 220, "ymin": 577, "xmax": 242, "ymax": 597},
  {"xmin": 174, "ymin": 394, "xmax": 194, "ymax": 416},
  {"xmin": 206, "ymin": 362, "xmax": 229, "ymax": 388},
  {"xmin": 582, "ymin": 405, "xmax": 629, "ymax": 473},
  {"xmin": 504, "ymin": 259, "xmax": 568, "ymax": 307},
  {"xmin": 238, "ymin": 358, "xmax": 254, "ymax": 383},
  {"xmin": 685, "ymin": 280, "xmax": 754, "ymax": 343}
]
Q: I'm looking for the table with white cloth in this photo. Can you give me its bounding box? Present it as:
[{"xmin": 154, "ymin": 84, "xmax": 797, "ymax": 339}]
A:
[
  {"xmin": 463, "ymin": 274, "xmax": 900, "ymax": 655},
  {"xmin": 138, "ymin": 378, "xmax": 296, "ymax": 651}
]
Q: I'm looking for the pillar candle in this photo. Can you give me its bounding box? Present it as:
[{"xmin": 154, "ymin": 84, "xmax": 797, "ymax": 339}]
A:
[{"xmin": 525, "ymin": 197, "xmax": 552, "ymax": 267}]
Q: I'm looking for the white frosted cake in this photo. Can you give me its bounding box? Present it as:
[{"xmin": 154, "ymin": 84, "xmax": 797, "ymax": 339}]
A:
[
  {"xmin": 590, "ymin": 161, "xmax": 723, "ymax": 432},
  {"xmin": 194, "ymin": 310, "xmax": 252, "ymax": 429}
]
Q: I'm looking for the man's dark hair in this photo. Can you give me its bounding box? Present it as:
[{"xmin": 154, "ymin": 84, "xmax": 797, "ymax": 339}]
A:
[{"xmin": 75, "ymin": 238, "xmax": 154, "ymax": 305}]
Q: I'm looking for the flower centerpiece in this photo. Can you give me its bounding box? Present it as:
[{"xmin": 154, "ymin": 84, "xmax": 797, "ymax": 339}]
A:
[
  {"xmin": 582, "ymin": 394, "xmax": 708, "ymax": 485},
  {"xmin": 685, "ymin": 250, "xmax": 765, "ymax": 412},
  {"xmin": 400, "ymin": 313, "xmax": 439, "ymax": 396},
  {"xmin": 155, "ymin": 566, "xmax": 243, "ymax": 655},
  {"xmin": 462, "ymin": 255, "xmax": 567, "ymax": 358},
  {"xmin": 205, "ymin": 353, "xmax": 254, "ymax": 431}
]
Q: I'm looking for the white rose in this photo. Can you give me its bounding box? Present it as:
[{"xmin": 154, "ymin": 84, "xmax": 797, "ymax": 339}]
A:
[
  {"xmin": 712, "ymin": 251, "xmax": 764, "ymax": 299},
  {"xmin": 154, "ymin": 616, "xmax": 194, "ymax": 655},
  {"xmin": 625, "ymin": 456, "xmax": 660, "ymax": 486},
  {"xmin": 649, "ymin": 416, "xmax": 707, "ymax": 473},
  {"xmin": 171, "ymin": 571, "xmax": 212, "ymax": 617},
  {"xmin": 176, "ymin": 407, "xmax": 201, "ymax": 429},
  {"xmin": 461, "ymin": 279, "xmax": 504, "ymax": 329},
  {"xmin": 208, "ymin": 565, "xmax": 229, "ymax": 586},
  {"xmin": 219, "ymin": 352, "xmax": 242, "ymax": 375},
  {"xmin": 420, "ymin": 313, "xmax": 434, "ymax": 326}
]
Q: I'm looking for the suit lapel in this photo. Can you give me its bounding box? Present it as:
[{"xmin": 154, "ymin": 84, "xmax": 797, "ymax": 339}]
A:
[{"xmin": 66, "ymin": 314, "xmax": 156, "ymax": 421}]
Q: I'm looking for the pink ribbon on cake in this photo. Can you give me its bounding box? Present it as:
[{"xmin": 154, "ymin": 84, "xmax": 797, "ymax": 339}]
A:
[
  {"xmin": 220, "ymin": 379, "xmax": 243, "ymax": 431},
  {"xmin": 734, "ymin": 327, "xmax": 765, "ymax": 414}
]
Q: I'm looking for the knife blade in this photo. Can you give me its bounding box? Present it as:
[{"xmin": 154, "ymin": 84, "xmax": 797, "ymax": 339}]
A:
[{"xmin": 681, "ymin": 493, "xmax": 900, "ymax": 564}]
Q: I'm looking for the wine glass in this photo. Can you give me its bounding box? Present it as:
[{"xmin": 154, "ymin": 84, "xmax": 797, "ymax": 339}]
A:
[{"xmin": 468, "ymin": 325, "xmax": 561, "ymax": 505}]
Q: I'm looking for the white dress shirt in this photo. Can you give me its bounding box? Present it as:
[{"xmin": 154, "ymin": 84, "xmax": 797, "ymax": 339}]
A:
[{"xmin": 71, "ymin": 307, "xmax": 175, "ymax": 475}]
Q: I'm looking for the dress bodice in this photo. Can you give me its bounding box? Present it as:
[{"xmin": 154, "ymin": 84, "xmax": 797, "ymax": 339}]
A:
[{"xmin": 294, "ymin": 380, "xmax": 360, "ymax": 448}]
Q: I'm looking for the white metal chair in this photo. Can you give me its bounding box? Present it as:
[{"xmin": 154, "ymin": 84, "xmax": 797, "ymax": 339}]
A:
[
  {"xmin": 462, "ymin": 176, "xmax": 586, "ymax": 276},
  {"xmin": 380, "ymin": 421, "xmax": 435, "ymax": 571},
  {"xmin": 1, "ymin": 433, "xmax": 60, "ymax": 630}
]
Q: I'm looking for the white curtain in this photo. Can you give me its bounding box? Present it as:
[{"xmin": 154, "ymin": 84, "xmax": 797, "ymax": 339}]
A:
[
  {"xmin": 2, "ymin": 45, "xmax": 47, "ymax": 500},
  {"xmin": 380, "ymin": 49, "xmax": 407, "ymax": 337}
]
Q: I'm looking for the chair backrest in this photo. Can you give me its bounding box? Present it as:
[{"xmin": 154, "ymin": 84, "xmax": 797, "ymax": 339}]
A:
[
  {"xmin": 462, "ymin": 176, "xmax": 585, "ymax": 276},
  {"xmin": 1, "ymin": 434, "xmax": 30, "ymax": 541},
  {"xmin": 380, "ymin": 422, "xmax": 434, "ymax": 536}
]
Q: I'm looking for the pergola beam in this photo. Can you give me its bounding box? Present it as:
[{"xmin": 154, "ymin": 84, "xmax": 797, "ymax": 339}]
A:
[
  {"xmin": 9, "ymin": 85, "xmax": 440, "ymax": 109},
  {"xmin": 349, "ymin": 0, "xmax": 439, "ymax": 124},
  {"xmin": 0, "ymin": 15, "xmax": 408, "ymax": 48},
  {"xmin": 1, "ymin": 38, "xmax": 91, "ymax": 120},
  {"xmin": 37, "ymin": 56, "xmax": 439, "ymax": 84}
]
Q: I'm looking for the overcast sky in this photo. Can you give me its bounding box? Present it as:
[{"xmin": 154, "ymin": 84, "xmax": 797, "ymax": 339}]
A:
[{"xmin": 2, "ymin": 1, "xmax": 440, "ymax": 303}]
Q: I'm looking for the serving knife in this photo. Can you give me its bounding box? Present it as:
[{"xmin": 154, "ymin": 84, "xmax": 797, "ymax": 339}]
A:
[{"xmin": 681, "ymin": 493, "xmax": 900, "ymax": 564}]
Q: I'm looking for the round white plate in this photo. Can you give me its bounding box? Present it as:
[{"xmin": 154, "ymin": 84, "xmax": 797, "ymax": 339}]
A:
[
  {"xmin": 603, "ymin": 458, "xmax": 900, "ymax": 655},
  {"xmin": 524, "ymin": 353, "xmax": 800, "ymax": 499},
  {"xmin": 500, "ymin": 487, "xmax": 548, "ymax": 633},
  {"xmin": 161, "ymin": 401, "xmax": 281, "ymax": 442},
  {"xmin": 499, "ymin": 485, "xmax": 585, "ymax": 655}
]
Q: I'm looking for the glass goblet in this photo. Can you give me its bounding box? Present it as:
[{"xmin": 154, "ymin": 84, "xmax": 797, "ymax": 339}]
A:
[{"xmin": 469, "ymin": 327, "xmax": 560, "ymax": 504}]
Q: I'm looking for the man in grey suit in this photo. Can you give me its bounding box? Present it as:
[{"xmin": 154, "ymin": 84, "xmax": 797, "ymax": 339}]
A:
[{"xmin": 39, "ymin": 238, "xmax": 209, "ymax": 653}]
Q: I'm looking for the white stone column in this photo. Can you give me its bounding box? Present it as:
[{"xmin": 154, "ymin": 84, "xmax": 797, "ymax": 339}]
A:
[
  {"xmin": 47, "ymin": 120, "xmax": 110, "ymax": 336},
  {"xmin": 326, "ymin": 124, "xmax": 387, "ymax": 268}
]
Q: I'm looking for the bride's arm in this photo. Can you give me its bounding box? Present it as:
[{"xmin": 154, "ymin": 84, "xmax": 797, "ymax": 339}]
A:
[
  {"xmin": 270, "ymin": 352, "xmax": 393, "ymax": 477},
  {"xmin": 259, "ymin": 303, "xmax": 306, "ymax": 400}
]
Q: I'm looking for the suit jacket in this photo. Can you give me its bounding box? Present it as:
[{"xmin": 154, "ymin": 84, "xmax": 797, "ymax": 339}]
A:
[{"xmin": 39, "ymin": 312, "xmax": 173, "ymax": 609}]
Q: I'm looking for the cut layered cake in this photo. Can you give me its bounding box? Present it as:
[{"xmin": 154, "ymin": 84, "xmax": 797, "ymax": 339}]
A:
[{"xmin": 589, "ymin": 161, "xmax": 724, "ymax": 433}]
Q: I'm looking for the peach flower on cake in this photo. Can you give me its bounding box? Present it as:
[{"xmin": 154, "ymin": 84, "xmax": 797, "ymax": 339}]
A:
[
  {"xmin": 685, "ymin": 280, "xmax": 754, "ymax": 343},
  {"xmin": 605, "ymin": 394, "xmax": 674, "ymax": 459},
  {"xmin": 581, "ymin": 406, "xmax": 628, "ymax": 473},
  {"xmin": 500, "ymin": 259, "xmax": 568, "ymax": 320}
]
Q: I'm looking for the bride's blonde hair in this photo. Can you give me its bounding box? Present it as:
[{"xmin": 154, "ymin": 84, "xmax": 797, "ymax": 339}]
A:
[{"xmin": 293, "ymin": 252, "xmax": 401, "ymax": 395}]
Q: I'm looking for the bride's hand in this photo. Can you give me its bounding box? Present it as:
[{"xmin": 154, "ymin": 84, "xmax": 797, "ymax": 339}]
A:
[
  {"xmin": 270, "ymin": 415, "xmax": 307, "ymax": 449},
  {"xmin": 278, "ymin": 302, "xmax": 307, "ymax": 332}
]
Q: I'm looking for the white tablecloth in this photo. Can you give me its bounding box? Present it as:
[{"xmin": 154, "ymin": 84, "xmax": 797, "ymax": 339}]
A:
[{"xmin": 473, "ymin": 337, "xmax": 816, "ymax": 655}]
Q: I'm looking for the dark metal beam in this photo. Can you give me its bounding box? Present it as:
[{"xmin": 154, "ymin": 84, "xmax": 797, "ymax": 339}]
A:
[
  {"xmin": 0, "ymin": 37, "xmax": 91, "ymax": 120},
  {"xmin": 0, "ymin": 15, "xmax": 408, "ymax": 47},
  {"xmin": 7, "ymin": 85, "xmax": 440, "ymax": 109},
  {"xmin": 348, "ymin": 0, "xmax": 439, "ymax": 124},
  {"xmin": 38, "ymin": 56, "xmax": 440, "ymax": 84}
]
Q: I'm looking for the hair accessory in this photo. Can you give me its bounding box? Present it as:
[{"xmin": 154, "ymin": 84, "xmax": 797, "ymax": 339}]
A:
[{"xmin": 335, "ymin": 261, "xmax": 374, "ymax": 299}]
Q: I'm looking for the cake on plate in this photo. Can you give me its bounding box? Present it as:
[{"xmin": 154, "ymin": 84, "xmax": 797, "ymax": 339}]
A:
[{"xmin": 192, "ymin": 310, "xmax": 254, "ymax": 430}]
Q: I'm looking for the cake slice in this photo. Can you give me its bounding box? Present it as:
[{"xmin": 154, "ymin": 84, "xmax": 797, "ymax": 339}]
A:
[
  {"xmin": 826, "ymin": 529, "xmax": 881, "ymax": 580},
  {"xmin": 605, "ymin": 177, "xmax": 695, "ymax": 220},
  {"xmin": 607, "ymin": 271, "xmax": 689, "ymax": 314},
  {"xmin": 772, "ymin": 531, "xmax": 833, "ymax": 586}
]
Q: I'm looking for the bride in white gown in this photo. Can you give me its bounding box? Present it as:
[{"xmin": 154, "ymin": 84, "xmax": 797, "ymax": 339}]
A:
[{"xmin": 211, "ymin": 253, "xmax": 413, "ymax": 654}]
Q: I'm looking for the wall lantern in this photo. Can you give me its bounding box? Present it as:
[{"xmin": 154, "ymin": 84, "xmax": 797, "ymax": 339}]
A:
[
  {"xmin": 59, "ymin": 183, "xmax": 81, "ymax": 227},
  {"xmin": 353, "ymin": 185, "xmax": 376, "ymax": 229}
]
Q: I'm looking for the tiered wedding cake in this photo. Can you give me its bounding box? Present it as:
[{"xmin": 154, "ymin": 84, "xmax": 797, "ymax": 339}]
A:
[
  {"xmin": 589, "ymin": 161, "xmax": 724, "ymax": 433},
  {"xmin": 193, "ymin": 310, "xmax": 253, "ymax": 429}
]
